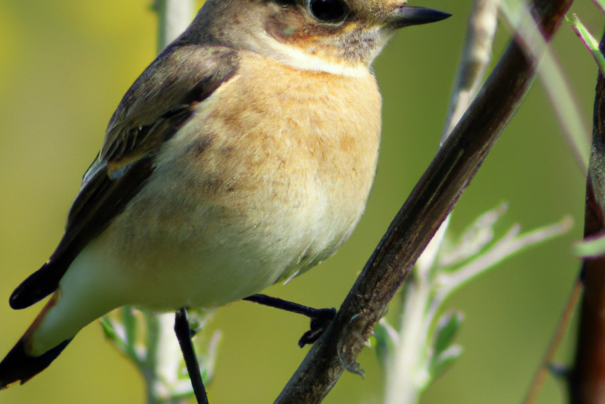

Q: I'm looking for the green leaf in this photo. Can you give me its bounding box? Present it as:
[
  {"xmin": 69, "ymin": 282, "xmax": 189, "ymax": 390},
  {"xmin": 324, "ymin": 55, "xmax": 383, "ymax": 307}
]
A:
[
  {"xmin": 438, "ymin": 216, "xmax": 573, "ymax": 297},
  {"xmin": 374, "ymin": 320, "xmax": 399, "ymax": 371},
  {"xmin": 432, "ymin": 310, "xmax": 464, "ymax": 355},
  {"xmin": 122, "ymin": 306, "xmax": 137, "ymax": 347},
  {"xmin": 439, "ymin": 204, "xmax": 508, "ymax": 268},
  {"xmin": 567, "ymin": 13, "xmax": 605, "ymax": 76},
  {"xmin": 196, "ymin": 330, "xmax": 222, "ymax": 386},
  {"xmin": 572, "ymin": 232, "xmax": 605, "ymax": 258},
  {"xmin": 429, "ymin": 345, "xmax": 463, "ymax": 379},
  {"xmin": 99, "ymin": 317, "xmax": 128, "ymax": 354}
]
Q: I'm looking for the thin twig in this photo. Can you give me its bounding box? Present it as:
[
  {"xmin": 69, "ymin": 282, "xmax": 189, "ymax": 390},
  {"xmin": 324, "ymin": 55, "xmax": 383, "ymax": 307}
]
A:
[
  {"xmin": 274, "ymin": 0, "xmax": 573, "ymax": 402},
  {"xmin": 523, "ymin": 279, "xmax": 583, "ymax": 404}
]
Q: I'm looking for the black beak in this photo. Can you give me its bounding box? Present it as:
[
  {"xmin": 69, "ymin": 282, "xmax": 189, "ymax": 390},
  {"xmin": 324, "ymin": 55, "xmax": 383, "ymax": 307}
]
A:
[{"xmin": 389, "ymin": 6, "xmax": 451, "ymax": 28}]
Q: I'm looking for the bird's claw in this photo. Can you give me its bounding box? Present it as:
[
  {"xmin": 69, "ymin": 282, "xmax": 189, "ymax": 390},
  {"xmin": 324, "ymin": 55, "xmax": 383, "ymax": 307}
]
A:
[{"xmin": 298, "ymin": 308, "xmax": 337, "ymax": 347}]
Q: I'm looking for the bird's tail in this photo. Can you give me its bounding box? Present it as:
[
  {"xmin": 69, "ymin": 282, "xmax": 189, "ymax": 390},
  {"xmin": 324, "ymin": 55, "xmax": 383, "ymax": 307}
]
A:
[
  {"xmin": 0, "ymin": 337, "xmax": 71, "ymax": 389},
  {"xmin": 0, "ymin": 290, "xmax": 73, "ymax": 390}
]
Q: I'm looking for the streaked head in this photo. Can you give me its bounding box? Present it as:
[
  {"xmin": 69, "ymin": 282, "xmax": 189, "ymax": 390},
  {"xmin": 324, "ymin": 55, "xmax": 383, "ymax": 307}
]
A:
[{"xmin": 184, "ymin": 0, "xmax": 450, "ymax": 73}]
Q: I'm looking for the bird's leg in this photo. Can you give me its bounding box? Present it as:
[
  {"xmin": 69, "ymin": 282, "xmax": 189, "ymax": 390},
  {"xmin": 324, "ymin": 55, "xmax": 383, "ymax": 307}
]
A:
[
  {"xmin": 174, "ymin": 307, "xmax": 210, "ymax": 404},
  {"xmin": 243, "ymin": 294, "xmax": 337, "ymax": 347}
]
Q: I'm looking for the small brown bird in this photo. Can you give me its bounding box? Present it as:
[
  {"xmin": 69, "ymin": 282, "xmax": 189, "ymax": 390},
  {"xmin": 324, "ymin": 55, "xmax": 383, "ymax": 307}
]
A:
[{"xmin": 0, "ymin": 0, "xmax": 449, "ymax": 389}]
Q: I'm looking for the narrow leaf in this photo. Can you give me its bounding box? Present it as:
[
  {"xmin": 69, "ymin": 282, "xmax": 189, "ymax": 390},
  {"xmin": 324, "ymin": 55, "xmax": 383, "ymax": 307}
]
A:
[
  {"xmin": 572, "ymin": 231, "xmax": 605, "ymax": 258},
  {"xmin": 429, "ymin": 345, "xmax": 464, "ymax": 380},
  {"xmin": 439, "ymin": 216, "xmax": 573, "ymax": 295},
  {"xmin": 433, "ymin": 310, "xmax": 464, "ymax": 355},
  {"xmin": 99, "ymin": 317, "xmax": 128, "ymax": 354},
  {"xmin": 567, "ymin": 13, "xmax": 605, "ymax": 76},
  {"xmin": 439, "ymin": 203, "xmax": 508, "ymax": 268},
  {"xmin": 374, "ymin": 320, "xmax": 399, "ymax": 371}
]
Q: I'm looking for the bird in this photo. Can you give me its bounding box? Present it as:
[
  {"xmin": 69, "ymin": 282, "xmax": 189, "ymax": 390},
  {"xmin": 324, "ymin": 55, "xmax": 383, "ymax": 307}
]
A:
[{"xmin": 0, "ymin": 0, "xmax": 449, "ymax": 389}]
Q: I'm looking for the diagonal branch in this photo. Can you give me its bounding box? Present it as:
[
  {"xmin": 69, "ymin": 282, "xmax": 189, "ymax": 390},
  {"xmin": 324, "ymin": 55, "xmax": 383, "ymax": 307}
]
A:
[{"xmin": 274, "ymin": 0, "xmax": 573, "ymax": 402}]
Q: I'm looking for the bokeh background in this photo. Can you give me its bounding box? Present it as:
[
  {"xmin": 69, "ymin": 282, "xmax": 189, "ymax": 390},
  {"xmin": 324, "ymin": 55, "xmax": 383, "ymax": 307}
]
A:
[{"xmin": 0, "ymin": 0, "xmax": 600, "ymax": 403}]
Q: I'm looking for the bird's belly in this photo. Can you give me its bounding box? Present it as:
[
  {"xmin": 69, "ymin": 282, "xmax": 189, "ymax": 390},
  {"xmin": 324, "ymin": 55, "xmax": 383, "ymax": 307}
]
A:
[
  {"xmin": 93, "ymin": 60, "xmax": 381, "ymax": 311},
  {"xmin": 102, "ymin": 164, "xmax": 373, "ymax": 311}
]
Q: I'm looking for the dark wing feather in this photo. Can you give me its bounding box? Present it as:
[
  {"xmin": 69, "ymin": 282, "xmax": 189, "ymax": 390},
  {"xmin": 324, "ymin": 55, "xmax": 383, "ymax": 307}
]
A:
[{"xmin": 10, "ymin": 45, "xmax": 240, "ymax": 310}]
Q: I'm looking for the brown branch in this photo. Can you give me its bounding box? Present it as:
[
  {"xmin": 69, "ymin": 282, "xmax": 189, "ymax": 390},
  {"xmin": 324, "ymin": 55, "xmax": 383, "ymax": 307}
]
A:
[
  {"xmin": 569, "ymin": 31, "xmax": 605, "ymax": 404},
  {"xmin": 274, "ymin": 0, "xmax": 573, "ymax": 402}
]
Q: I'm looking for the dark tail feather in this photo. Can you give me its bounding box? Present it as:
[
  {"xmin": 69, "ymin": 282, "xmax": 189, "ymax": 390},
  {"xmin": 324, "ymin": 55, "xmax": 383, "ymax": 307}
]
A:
[
  {"xmin": 9, "ymin": 262, "xmax": 62, "ymax": 310},
  {"xmin": 0, "ymin": 338, "xmax": 71, "ymax": 389}
]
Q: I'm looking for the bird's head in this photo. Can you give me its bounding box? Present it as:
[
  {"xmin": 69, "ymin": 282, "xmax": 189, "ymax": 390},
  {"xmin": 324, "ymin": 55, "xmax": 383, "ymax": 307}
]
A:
[{"xmin": 185, "ymin": 0, "xmax": 450, "ymax": 74}]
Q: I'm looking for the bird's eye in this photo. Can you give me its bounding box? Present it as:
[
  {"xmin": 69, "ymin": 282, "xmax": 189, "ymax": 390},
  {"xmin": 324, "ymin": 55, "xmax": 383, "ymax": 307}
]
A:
[{"xmin": 309, "ymin": 0, "xmax": 348, "ymax": 23}]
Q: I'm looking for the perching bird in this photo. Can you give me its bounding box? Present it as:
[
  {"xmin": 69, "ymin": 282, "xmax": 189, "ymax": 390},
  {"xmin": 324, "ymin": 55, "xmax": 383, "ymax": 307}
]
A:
[{"xmin": 0, "ymin": 0, "xmax": 449, "ymax": 389}]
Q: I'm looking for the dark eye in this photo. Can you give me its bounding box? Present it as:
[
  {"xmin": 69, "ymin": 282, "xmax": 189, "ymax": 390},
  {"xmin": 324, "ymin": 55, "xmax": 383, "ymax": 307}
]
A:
[{"xmin": 309, "ymin": 0, "xmax": 348, "ymax": 23}]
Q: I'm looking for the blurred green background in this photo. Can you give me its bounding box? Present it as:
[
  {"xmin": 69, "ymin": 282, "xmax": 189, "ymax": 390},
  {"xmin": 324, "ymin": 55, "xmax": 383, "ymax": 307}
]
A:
[{"xmin": 0, "ymin": 0, "xmax": 599, "ymax": 403}]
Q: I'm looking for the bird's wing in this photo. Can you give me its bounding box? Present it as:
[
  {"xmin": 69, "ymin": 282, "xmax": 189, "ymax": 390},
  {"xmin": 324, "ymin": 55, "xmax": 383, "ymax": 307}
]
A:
[{"xmin": 10, "ymin": 45, "xmax": 240, "ymax": 310}]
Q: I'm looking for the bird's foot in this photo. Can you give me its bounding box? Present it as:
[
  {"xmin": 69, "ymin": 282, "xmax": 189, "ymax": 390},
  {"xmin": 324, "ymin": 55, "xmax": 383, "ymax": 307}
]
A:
[
  {"xmin": 243, "ymin": 294, "xmax": 337, "ymax": 347},
  {"xmin": 297, "ymin": 307, "xmax": 336, "ymax": 347}
]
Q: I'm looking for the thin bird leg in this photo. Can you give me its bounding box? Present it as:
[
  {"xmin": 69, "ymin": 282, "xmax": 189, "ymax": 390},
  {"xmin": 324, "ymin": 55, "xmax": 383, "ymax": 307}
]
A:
[
  {"xmin": 174, "ymin": 307, "xmax": 210, "ymax": 404},
  {"xmin": 243, "ymin": 294, "xmax": 337, "ymax": 347}
]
